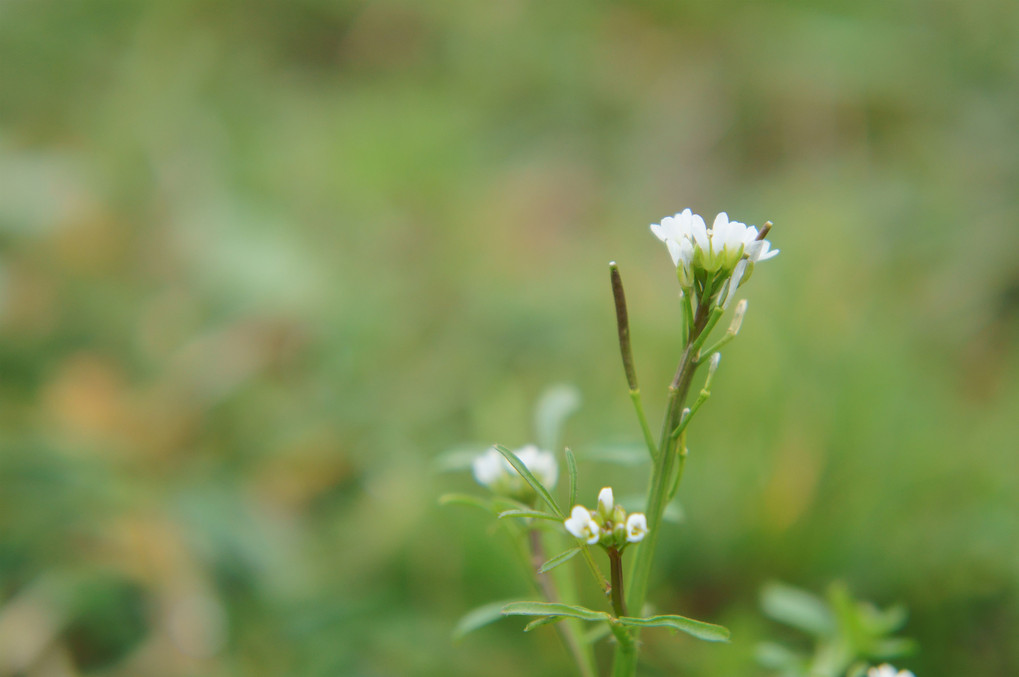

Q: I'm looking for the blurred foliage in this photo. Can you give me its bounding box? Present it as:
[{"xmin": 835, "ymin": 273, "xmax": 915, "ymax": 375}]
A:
[
  {"xmin": 0, "ymin": 0, "xmax": 1017, "ymax": 675},
  {"xmin": 757, "ymin": 582, "xmax": 914, "ymax": 677}
]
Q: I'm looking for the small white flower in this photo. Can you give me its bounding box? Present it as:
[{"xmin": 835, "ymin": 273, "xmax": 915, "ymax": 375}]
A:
[
  {"xmin": 564, "ymin": 505, "xmax": 600, "ymax": 544},
  {"xmin": 472, "ymin": 445, "xmax": 558, "ymax": 497},
  {"xmin": 515, "ymin": 444, "xmax": 559, "ymax": 490},
  {"xmin": 650, "ymin": 208, "xmax": 777, "ymax": 303},
  {"xmin": 867, "ymin": 664, "xmax": 915, "ymax": 677},
  {"xmin": 597, "ymin": 487, "xmax": 614, "ymax": 515},
  {"xmin": 625, "ymin": 513, "xmax": 648, "ymax": 543},
  {"xmin": 471, "ymin": 448, "xmax": 505, "ymax": 487}
]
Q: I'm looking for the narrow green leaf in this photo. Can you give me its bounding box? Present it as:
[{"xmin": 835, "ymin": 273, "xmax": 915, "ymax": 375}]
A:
[
  {"xmin": 493, "ymin": 444, "xmax": 564, "ymax": 518},
  {"xmin": 502, "ymin": 602, "xmax": 610, "ymax": 623},
  {"xmin": 524, "ymin": 616, "xmax": 565, "ymax": 632},
  {"xmin": 498, "ymin": 509, "xmax": 561, "ymax": 521},
  {"xmin": 761, "ymin": 581, "xmax": 835, "ymax": 637},
  {"xmin": 538, "ymin": 547, "xmax": 581, "ymax": 573},
  {"xmin": 534, "ymin": 384, "xmax": 581, "ymax": 451},
  {"xmin": 452, "ymin": 599, "xmax": 519, "ymax": 641},
  {"xmin": 564, "ymin": 447, "xmax": 578, "ymax": 508},
  {"xmin": 618, "ymin": 614, "xmax": 731, "ymax": 643}
]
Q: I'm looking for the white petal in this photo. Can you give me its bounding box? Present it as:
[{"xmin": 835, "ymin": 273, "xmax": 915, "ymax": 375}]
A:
[
  {"xmin": 690, "ymin": 212, "xmax": 709, "ymax": 251},
  {"xmin": 625, "ymin": 513, "xmax": 647, "ymax": 542},
  {"xmin": 650, "ymin": 222, "xmax": 668, "ymax": 243},
  {"xmin": 472, "ymin": 448, "xmax": 505, "ymax": 487},
  {"xmin": 564, "ymin": 505, "xmax": 593, "ymax": 539},
  {"xmin": 665, "ymin": 238, "xmax": 682, "ymax": 267},
  {"xmin": 597, "ymin": 487, "xmax": 614, "ymax": 514},
  {"xmin": 757, "ymin": 242, "xmax": 779, "ymax": 260},
  {"xmin": 522, "ymin": 446, "xmax": 558, "ymax": 489},
  {"xmin": 725, "ymin": 220, "xmax": 748, "ymax": 249}
]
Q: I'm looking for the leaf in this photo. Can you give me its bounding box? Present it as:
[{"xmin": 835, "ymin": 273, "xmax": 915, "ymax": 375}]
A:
[
  {"xmin": 564, "ymin": 447, "xmax": 578, "ymax": 509},
  {"xmin": 524, "ymin": 616, "xmax": 565, "ymax": 632},
  {"xmin": 452, "ymin": 599, "xmax": 519, "ymax": 641},
  {"xmin": 502, "ymin": 602, "xmax": 611, "ymax": 623},
  {"xmin": 761, "ymin": 581, "xmax": 835, "ymax": 637},
  {"xmin": 538, "ymin": 547, "xmax": 581, "ymax": 573},
  {"xmin": 618, "ymin": 614, "xmax": 731, "ymax": 643},
  {"xmin": 493, "ymin": 444, "xmax": 563, "ymax": 518},
  {"xmin": 534, "ymin": 384, "xmax": 581, "ymax": 451},
  {"xmin": 497, "ymin": 509, "xmax": 561, "ymax": 521}
]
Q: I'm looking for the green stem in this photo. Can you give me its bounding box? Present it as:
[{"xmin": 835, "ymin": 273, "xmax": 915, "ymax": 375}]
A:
[
  {"xmin": 580, "ymin": 544, "xmax": 611, "ymax": 595},
  {"xmin": 610, "ymin": 631, "xmax": 639, "ymax": 677},
  {"xmin": 629, "ymin": 390, "xmax": 658, "ymax": 461},
  {"xmin": 669, "ymin": 385, "xmax": 711, "ymax": 442},
  {"xmin": 696, "ymin": 332, "xmax": 735, "ymax": 364},
  {"xmin": 612, "ymin": 302, "xmax": 712, "ymax": 677}
]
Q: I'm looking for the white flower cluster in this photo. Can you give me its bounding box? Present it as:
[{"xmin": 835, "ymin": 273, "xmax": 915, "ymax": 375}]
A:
[
  {"xmin": 564, "ymin": 487, "xmax": 647, "ymax": 548},
  {"xmin": 472, "ymin": 445, "xmax": 558, "ymax": 499},
  {"xmin": 650, "ymin": 208, "xmax": 778, "ymax": 307},
  {"xmin": 868, "ymin": 665, "xmax": 915, "ymax": 677}
]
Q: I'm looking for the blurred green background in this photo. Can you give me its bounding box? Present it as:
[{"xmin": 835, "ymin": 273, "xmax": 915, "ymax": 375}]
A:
[{"xmin": 1, "ymin": 0, "xmax": 1017, "ymax": 675}]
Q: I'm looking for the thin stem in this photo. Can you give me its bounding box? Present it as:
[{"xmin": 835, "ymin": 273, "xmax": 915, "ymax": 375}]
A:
[
  {"xmin": 688, "ymin": 305, "xmax": 725, "ymax": 359},
  {"xmin": 629, "ymin": 390, "xmax": 658, "ymax": 461},
  {"xmin": 696, "ymin": 332, "xmax": 736, "ymax": 364},
  {"xmin": 580, "ymin": 544, "xmax": 611, "ymax": 595},
  {"xmin": 608, "ymin": 547, "xmax": 627, "ymax": 618},
  {"xmin": 666, "ymin": 431, "xmax": 689, "ymax": 503},
  {"xmin": 529, "ymin": 530, "xmax": 597, "ymax": 677},
  {"xmin": 680, "ymin": 291, "xmax": 694, "ymax": 344},
  {"xmin": 669, "ymin": 385, "xmax": 712, "ymax": 442}
]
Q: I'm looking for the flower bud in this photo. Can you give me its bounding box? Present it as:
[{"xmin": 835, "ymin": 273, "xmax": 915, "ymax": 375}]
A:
[{"xmin": 597, "ymin": 487, "xmax": 614, "ymax": 516}]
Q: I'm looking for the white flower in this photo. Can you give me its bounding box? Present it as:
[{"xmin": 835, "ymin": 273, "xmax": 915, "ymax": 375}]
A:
[
  {"xmin": 625, "ymin": 513, "xmax": 648, "ymax": 543},
  {"xmin": 471, "ymin": 448, "xmax": 505, "ymax": 487},
  {"xmin": 867, "ymin": 664, "xmax": 915, "ymax": 677},
  {"xmin": 515, "ymin": 445, "xmax": 558, "ymax": 489},
  {"xmin": 650, "ymin": 208, "xmax": 778, "ymax": 303},
  {"xmin": 597, "ymin": 487, "xmax": 614, "ymax": 515},
  {"xmin": 742, "ymin": 227, "xmax": 780, "ymax": 262},
  {"xmin": 472, "ymin": 445, "xmax": 558, "ymax": 497},
  {"xmin": 564, "ymin": 505, "xmax": 600, "ymax": 544}
]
